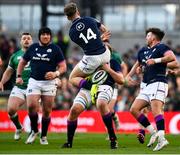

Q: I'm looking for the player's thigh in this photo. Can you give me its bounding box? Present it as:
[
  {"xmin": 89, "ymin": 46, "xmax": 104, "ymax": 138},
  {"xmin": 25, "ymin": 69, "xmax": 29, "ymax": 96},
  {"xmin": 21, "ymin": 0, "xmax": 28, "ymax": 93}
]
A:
[
  {"xmin": 69, "ymin": 63, "xmax": 87, "ymax": 80},
  {"xmin": 41, "ymin": 95, "xmax": 55, "ymax": 111},
  {"xmin": 7, "ymin": 96, "xmax": 25, "ymax": 112},
  {"xmin": 97, "ymin": 99, "xmax": 110, "ymax": 116},
  {"xmin": 108, "ymin": 99, "xmax": 116, "ymax": 112},
  {"xmin": 73, "ymin": 89, "xmax": 92, "ymax": 109},
  {"xmin": 26, "ymin": 94, "xmax": 41, "ymax": 108},
  {"xmin": 108, "ymin": 88, "xmax": 118, "ymax": 111},
  {"xmin": 69, "ymin": 89, "xmax": 91, "ymax": 121},
  {"xmin": 96, "ymin": 85, "xmax": 113, "ymax": 115}
]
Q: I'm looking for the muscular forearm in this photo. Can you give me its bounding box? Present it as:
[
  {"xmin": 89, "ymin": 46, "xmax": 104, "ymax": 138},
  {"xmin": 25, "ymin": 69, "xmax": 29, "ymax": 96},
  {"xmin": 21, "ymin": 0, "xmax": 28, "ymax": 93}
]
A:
[
  {"xmin": 57, "ymin": 60, "xmax": 67, "ymax": 75},
  {"xmin": 121, "ymin": 63, "xmax": 128, "ymax": 76},
  {"xmin": 161, "ymin": 54, "xmax": 175, "ymax": 63},
  {"xmin": 127, "ymin": 61, "xmax": 139, "ymax": 77},
  {"xmin": 1, "ymin": 68, "xmax": 13, "ymax": 84},
  {"xmin": 167, "ymin": 60, "xmax": 179, "ymax": 69},
  {"xmin": 106, "ymin": 69, "xmax": 124, "ymax": 85}
]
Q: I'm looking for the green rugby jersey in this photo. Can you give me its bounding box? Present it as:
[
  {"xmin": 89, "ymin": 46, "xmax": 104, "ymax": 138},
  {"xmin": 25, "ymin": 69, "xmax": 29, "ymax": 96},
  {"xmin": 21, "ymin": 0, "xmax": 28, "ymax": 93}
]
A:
[
  {"xmin": 111, "ymin": 50, "xmax": 123, "ymax": 65},
  {"xmin": 9, "ymin": 49, "xmax": 31, "ymax": 89}
]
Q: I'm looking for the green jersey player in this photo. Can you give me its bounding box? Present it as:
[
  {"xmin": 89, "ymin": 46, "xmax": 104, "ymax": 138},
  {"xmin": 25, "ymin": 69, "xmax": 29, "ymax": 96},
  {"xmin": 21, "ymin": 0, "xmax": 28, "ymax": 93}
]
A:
[{"xmin": 0, "ymin": 33, "xmax": 32, "ymax": 140}]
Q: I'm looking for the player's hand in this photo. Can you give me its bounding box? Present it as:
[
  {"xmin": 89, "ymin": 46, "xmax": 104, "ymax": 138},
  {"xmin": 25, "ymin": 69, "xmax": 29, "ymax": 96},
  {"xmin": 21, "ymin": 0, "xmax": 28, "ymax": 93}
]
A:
[
  {"xmin": 167, "ymin": 69, "xmax": 179, "ymax": 75},
  {"xmin": 55, "ymin": 78, "xmax": 62, "ymax": 88},
  {"xmin": 101, "ymin": 63, "xmax": 111, "ymax": 72},
  {"xmin": 0, "ymin": 82, "xmax": 4, "ymax": 91},
  {"xmin": 16, "ymin": 77, "xmax": 24, "ymax": 85},
  {"xmin": 45, "ymin": 71, "xmax": 57, "ymax": 80},
  {"xmin": 125, "ymin": 76, "xmax": 139, "ymax": 86},
  {"xmin": 146, "ymin": 59, "xmax": 155, "ymax": 66},
  {"xmin": 136, "ymin": 65, "xmax": 142, "ymax": 74},
  {"xmin": 101, "ymin": 31, "xmax": 111, "ymax": 42}
]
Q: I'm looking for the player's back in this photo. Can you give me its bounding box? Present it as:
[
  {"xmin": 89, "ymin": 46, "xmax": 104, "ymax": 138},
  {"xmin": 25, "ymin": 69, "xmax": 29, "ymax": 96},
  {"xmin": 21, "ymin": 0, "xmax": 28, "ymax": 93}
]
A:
[{"xmin": 69, "ymin": 17, "xmax": 106, "ymax": 55}]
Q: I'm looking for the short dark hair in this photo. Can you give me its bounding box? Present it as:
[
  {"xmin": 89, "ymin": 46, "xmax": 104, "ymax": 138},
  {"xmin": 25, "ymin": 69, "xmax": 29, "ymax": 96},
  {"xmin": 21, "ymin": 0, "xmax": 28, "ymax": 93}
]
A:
[
  {"xmin": 38, "ymin": 27, "xmax": 52, "ymax": 39},
  {"xmin": 64, "ymin": 2, "xmax": 78, "ymax": 18},
  {"xmin": 21, "ymin": 32, "xmax": 31, "ymax": 36},
  {"xmin": 146, "ymin": 28, "xmax": 165, "ymax": 41}
]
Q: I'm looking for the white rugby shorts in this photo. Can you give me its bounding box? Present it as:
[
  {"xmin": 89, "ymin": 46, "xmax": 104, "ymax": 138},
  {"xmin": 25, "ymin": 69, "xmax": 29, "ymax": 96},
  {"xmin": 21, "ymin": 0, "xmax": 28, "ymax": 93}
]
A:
[
  {"xmin": 26, "ymin": 78, "xmax": 57, "ymax": 96},
  {"xmin": 78, "ymin": 47, "xmax": 111, "ymax": 74},
  {"xmin": 73, "ymin": 85, "xmax": 113, "ymax": 109},
  {"xmin": 136, "ymin": 81, "xmax": 168, "ymax": 103},
  {"xmin": 10, "ymin": 86, "xmax": 26, "ymax": 100},
  {"xmin": 112, "ymin": 88, "xmax": 118, "ymax": 100}
]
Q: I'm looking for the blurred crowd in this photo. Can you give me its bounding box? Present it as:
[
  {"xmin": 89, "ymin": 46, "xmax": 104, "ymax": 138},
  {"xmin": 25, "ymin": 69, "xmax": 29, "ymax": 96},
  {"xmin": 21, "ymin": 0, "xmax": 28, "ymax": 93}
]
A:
[{"xmin": 0, "ymin": 32, "xmax": 180, "ymax": 111}]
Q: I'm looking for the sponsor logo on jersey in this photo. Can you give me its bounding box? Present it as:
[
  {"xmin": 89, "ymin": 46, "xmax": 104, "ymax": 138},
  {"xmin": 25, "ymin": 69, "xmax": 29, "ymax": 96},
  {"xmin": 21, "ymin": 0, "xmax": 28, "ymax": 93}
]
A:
[
  {"xmin": 47, "ymin": 49, "xmax": 52, "ymax": 53},
  {"xmin": 32, "ymin": 53, "xmax": 50, "ymax": 61},
  {"xmin": 17, "ymin": 56, "xmax": 22, "ymax": 60},
  {"xmin": 76, "ymin": 22, "xmax": 85, "ymax": 31}
]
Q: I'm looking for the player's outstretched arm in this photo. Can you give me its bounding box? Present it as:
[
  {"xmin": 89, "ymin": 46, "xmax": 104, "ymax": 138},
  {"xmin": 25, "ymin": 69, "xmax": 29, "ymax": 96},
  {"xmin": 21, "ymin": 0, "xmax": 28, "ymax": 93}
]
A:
[
  {"xmin": 125, "ymin": 61, "xmax": 140, "ymax": 86},
  {"xmin": 102, "ymin": 63, "xmax": 124, "ymax": 85}
]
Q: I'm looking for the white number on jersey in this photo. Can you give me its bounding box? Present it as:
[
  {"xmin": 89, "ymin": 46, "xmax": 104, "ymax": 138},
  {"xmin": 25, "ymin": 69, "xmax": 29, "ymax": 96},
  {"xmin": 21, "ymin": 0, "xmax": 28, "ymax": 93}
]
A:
[{"xmin": 79, "ymin": 28, "xmax": 97, "ymax": 44}]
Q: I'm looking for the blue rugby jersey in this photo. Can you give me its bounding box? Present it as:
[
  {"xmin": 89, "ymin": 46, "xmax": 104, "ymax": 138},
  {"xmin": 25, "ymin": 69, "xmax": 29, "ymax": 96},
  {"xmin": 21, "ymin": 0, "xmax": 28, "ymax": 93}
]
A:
[
  {"xmin": 137, "ymin": 43, "xmax": 171, "ymax": 84},
  {"xmin": 23, "ymin": 43, "xmax": 65, "ymax": 80},
  {"xmin": 69, "ymin": 17, "xmax": 106, "ymax": 55}
]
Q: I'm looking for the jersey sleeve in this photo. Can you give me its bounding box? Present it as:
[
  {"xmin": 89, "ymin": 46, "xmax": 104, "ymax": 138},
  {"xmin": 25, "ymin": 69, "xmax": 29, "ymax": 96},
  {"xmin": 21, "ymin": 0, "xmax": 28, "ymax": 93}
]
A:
[
  {"xmin": 137, "ymin": 50, "xmax": 141, "ymax": 63},
  {"xmin": 55, "ymin": 45, "xmax": 65, "ymax": 63},
  {"xmin": 159, "ymin": 44, "xmax": 171, "ymax": 56},
  {"xmin": 110, "ymin": 59, "xmax": 121, "ymax": 72},
  {"xmin": 137, "ymin": 47, "xmax": 145, "ymax": 63},
  {"xmin": 111, "ymin": 51, "xmax": 122, "ymax": 64},
  {"xmin": 89, "ymin": 17, "xmax": 101, "ymax": 28},
  {"xmin": 8, "ymin": 54, "xmax": 15, "ymax": 70},
  {"xmin": 23, "ymin": 45, "xmax": 33, "ymax": 62}
]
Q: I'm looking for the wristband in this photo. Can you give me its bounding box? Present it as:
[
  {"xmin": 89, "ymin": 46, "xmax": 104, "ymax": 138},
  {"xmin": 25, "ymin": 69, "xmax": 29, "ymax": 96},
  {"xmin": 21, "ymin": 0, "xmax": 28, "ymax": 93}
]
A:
[
  {"xmin": 16, "ymin": 74, "xmax": 22, "ymax": 78},
  {"xmin": 123, "ymin": 78, "xmax": 128, "ymax": 86},
  {"xmin": 154, "ymin": 58, "xmax": 162, "ymax": 63},
  {"xmin": 55, "ymin": 71, "xmax": 60, "ymax": 77}
]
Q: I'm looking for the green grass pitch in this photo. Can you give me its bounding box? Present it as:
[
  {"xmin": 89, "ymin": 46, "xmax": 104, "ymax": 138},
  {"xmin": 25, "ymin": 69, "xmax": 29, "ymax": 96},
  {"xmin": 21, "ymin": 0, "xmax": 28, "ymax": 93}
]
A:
[{"xmin": 0, "ymin": 132, "xmax": 180, "ymax": 154}]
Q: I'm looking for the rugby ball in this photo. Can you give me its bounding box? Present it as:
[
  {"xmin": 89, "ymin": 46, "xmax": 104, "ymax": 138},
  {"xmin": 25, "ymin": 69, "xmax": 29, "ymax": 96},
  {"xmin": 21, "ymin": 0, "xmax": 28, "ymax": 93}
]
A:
[{"xmin": 91, "ymin": 70, "xmax": 108, "ymax": 84}]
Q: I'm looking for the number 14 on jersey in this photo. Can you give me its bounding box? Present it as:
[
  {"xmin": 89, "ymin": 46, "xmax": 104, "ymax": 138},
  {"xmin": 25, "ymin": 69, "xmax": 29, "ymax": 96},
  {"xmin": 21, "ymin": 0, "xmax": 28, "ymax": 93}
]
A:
[{"xmin": 79, "ymin": 28, "xmax": 97, "ymax": 44}]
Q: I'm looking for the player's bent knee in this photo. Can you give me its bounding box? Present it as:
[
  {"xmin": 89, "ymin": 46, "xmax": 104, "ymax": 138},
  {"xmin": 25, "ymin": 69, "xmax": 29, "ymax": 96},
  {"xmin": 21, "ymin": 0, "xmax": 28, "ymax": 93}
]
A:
[
  {"xmin": 69, "ymin": 108, "xmax": 81, "ymax": 120},
  {"xmin": 130, "ymin": 106, "xmax": 137, "ymax": 115},
  {"xmin": 8, "ymin": 109, "xmax": 17, "ymax": 116}
]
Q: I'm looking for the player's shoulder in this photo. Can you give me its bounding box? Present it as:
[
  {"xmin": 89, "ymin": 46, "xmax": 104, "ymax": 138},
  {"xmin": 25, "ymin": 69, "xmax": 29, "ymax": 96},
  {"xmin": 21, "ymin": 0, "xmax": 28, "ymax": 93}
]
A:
[
  {"xmin": 10, "ymin": 49, "xmax": 22, "ymax": 59},
  {"xmin": 82, "ymin": 16, "xmax": 99, "ymax": 23},
  {"xmin": 155, "ymin": 43, "xmax": 171, "ymax": 53},
  {"xmin": 29, "ymin": 43, "xmax": 39, "ymax": 49},
  {"xmin": 49, "ymin": 43, "xmax": 62, "ymax": 52},
  {"xmin": 49, "ymin": 43, "xmax": 60, "ymax": 49},
  {"xmin": 110, "ymin": 58, "xmax": 120, "ymax": 66},
  {"xmin": 157, "ymin": 43, "xmax": 170, "ymax": 49},
  {"xmin": 138, "ymin": 46, "xmax": 148, "ymax": 53}
]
